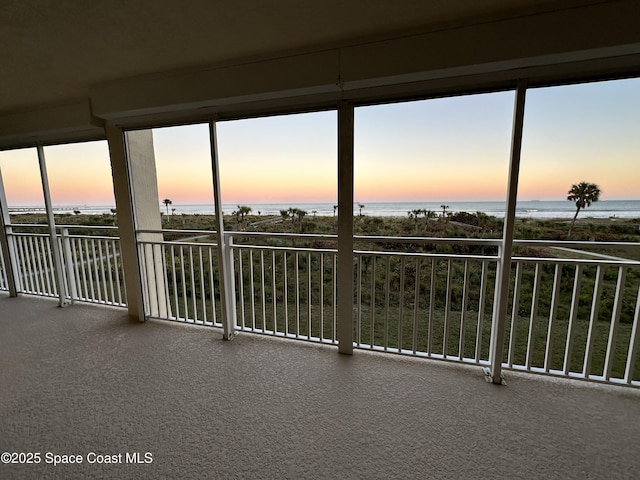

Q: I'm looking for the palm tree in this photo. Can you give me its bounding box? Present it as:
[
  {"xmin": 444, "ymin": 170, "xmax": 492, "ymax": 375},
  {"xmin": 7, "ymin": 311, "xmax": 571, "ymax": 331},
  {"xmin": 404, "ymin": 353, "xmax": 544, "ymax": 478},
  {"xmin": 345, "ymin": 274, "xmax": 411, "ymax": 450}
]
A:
[
  {"xmin": 423, "ymin": 209, "xmax": 436, "ymax": 231},
  {"xmin": 358, "ymin": 203, "xmax": 365, "ymax": 216},
  {"xmin": 567, "ymin": 182, "xmax": 601, "ymax": 238},
  {"xmin": 440, "ymin": 204, "xmax": 449, "ymax": 222},
  {"xmin": 162, "ymin": 198, "xmax": 172, "ymax": 215},
  {"xmin": 236, "ymin": 205, "xmax": 252, "ymax": 224},
  {"xmin": 295, "ymin": 208, "xmax": 307, "ymax": 232},
  {"xmin": 333, "ymin": 205, "xmax": 338, "ymax": 217},
  {"xmin": 408, "ymin": 209, "xmax": 422, "ymax": 232}
]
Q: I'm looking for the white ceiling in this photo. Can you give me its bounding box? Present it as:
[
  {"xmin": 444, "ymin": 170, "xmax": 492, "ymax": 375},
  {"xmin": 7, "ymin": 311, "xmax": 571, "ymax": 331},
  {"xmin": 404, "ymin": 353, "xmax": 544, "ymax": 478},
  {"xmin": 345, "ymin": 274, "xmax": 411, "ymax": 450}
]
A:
[{"xmin": 1, "ymin": 0, "xmax": 587, "ymax": 115}]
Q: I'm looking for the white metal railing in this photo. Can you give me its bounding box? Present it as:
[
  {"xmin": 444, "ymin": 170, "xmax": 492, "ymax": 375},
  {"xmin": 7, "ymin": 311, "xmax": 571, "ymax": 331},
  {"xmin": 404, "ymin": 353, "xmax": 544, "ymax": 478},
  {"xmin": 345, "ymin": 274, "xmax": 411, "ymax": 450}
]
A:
[
  {"xmin": 230, "ymin": 233, "xmax": 338, "ymax": 344},
  {"xmin": 354, "ymin": 251, "xmax": 497, "ymax": 362},
  {"xmin": 0, "ymin": 239, "xmax": 7, "ymax": 291},
  {"xmin": 13, "ymin": 231, "xmax": 59, "ymax": 297},
  {"xmin": 137, "ymin": 230, "xmax": 338, "ymax": 342},
  {"xmin": 138, "ymin": 235, "xmax": 222, "ymax": 326},
  {"xmin": 352, "ymin": 237, "xmax": 640, "ymax": 386},
  {"xmin": 136, "ymin": 230, "xmax": 639, "ymax": 386},
  {"xmin": 63, "ymin": 228, "xmax": 126, "ymax": 306},
  {"xmin": 353, "ymin": 236, "xmax": 500, "ymax": 364},
  {"xmin": 503, "ymin": 256, "xmax": 640, "ymax": 385},
  {"xmin": 3, "ymin": 224, "xmax": 125, "ymax": 306},
  {"xmin": 4, "ymin": 223, "xmax": 639, "ymax": 387}
]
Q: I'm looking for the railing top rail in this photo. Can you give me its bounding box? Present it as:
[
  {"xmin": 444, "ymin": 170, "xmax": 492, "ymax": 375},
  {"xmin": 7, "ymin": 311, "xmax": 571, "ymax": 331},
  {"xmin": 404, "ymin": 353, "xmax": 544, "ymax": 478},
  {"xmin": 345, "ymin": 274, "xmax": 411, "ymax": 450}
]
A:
[
  {"xmin": 354, "ymin": 249, "xmax": 499, "ymax": 262},
  {"xmin": 6, "ymin": 231, "xmax": 49, "ymax": 237},
  {"xmin": 135, "ymin": 236, "xmax": 639, "ymax": 265},
  {"xmin": 233, "ymin": 243, "xmax": 336, "ymax": 254},
  {"xmin": 139, "ymin": 230, "xmax": 333, "ymax": 239},
  {"xmin": 224, "ymin": 231, "xmax": 337, "ymax": 241},
  {"xmin": 65, "ymin": 234, "xmax": 121, "ymax": 241},
  {"xmin": 139, "ymin": 239, "xmax": 218, "ymax": 248},
  {"xmin": 7, "ymin": 228, "xmax": 120, "ymax": 241},
  {"xmin": 4, "ymin": 223, "xmax": 49, "ymax": 229},
  {"xmin": 355, "ymin": 235, "xmax": 502, "ymax": 246},
  {"xmin": 513, "ymin": 239, "xmax": 640, "ymax": 250},
  {"xmin": 511, "ymin": 255, "xmax": 640, "ymax": 267},
  {"xmin": 10, "ymin": 225, "xmax": 637, "ymax": 250},
  {"xmin": 56, "ymin": 224, "xmax": 119, "ymax": 231},
  {"xmin": 5, "ymin": 223, "xmax": 119, "ymax": 231},
  {"xmin": 137, "ymin": 228, "xmax": 216, "ymax": 235}
]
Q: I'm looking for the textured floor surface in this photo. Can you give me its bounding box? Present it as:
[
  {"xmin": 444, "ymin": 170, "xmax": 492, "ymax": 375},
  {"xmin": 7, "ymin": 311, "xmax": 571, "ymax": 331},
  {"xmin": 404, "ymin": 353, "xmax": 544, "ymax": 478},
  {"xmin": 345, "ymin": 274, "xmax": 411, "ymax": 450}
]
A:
[{"xmin": 1, "ymin": 294, "xmax": 639, "ymax": 479}]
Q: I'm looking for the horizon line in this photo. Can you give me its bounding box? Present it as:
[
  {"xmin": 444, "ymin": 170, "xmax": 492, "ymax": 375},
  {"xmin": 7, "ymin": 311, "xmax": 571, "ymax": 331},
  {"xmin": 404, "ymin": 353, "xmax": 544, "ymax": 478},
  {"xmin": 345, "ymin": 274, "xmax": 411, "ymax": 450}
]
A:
[{"xmin": 8, "ymin": 198, "xmax": 640, "ymax": 209}]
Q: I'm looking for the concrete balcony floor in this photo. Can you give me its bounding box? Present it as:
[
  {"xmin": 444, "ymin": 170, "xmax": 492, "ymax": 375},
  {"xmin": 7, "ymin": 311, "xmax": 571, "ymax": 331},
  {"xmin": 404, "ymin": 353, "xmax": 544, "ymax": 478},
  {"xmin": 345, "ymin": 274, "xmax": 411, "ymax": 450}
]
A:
[{"xmin": 1, "ymin": 294, "xmax": 639, "ymax": 480}]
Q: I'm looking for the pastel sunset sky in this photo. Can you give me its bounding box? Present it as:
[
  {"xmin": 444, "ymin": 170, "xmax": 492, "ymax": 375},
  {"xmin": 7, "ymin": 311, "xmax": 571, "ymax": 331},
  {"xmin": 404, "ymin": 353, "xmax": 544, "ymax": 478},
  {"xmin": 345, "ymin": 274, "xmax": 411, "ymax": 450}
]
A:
[{"xmin": 1, "ymin": 78, "xmax": 638, "ymax": 206}]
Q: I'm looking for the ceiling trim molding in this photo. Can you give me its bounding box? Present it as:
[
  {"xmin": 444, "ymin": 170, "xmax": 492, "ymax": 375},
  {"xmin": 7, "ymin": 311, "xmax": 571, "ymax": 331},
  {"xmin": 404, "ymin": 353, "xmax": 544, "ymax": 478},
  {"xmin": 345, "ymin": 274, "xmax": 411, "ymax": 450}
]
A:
[{"xmin": 1, "ymin": 0, "xmax": 639, "ymax": 148}]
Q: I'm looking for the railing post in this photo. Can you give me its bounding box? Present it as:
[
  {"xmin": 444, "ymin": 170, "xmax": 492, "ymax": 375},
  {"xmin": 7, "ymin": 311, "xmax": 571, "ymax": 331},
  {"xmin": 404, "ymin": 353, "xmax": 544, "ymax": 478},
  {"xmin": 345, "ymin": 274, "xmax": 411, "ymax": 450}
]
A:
[
  {"xmin": 224, "ymin": 234, "xmax": 237, "ymax": 334},
  {"xmin": 487, "ymin": 80, "xmax": 527, "ymax": 384},
  {"xmin": 61, "ymin": 227, "xmax": 77, "ymax": 303},
  {"xmin": 0, "ymin": 165, "xmax": 19, "ymax": 296},
  {"xmin": 209, "ymin": 119, "xmax": 237, "ymax": 340},
  {"xmin": 624, "ymin": 285, "xmax": 640, "ymax": 384},
  {"xmin": 37, "ymin": 145, "xmax": 68, "ymax": 306},
  {"xmin": 337, "ymin": 102, "xmax": 355, "ymax": 354},
  {"xmin": 603, "ymin": 266, "xmax": 627, "ymax": 381}
]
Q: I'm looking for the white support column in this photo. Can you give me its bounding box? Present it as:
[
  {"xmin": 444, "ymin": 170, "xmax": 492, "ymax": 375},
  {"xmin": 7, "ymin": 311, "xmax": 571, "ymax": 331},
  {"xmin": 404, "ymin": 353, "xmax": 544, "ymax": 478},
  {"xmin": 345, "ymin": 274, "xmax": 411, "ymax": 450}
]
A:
[
  {"xmin": 106, "ymin": 124, "xmax": 166, "ymax": 321},
  {"xmin": 128, "ymin": 131, "xmax": 167, "ymax": 319},
  {"xmin": 337, "ymin": 102, "xmax": 355, "ymax": 354},
  {"xmin": 37, "ymin": 145, "xmax": 68, "ymax": 307},
  {"xmin": 0, "ymin": 166, "xmax": 19, "ymax": 296},
  {"xmin": 487, "ymin": 80, "xmax": 527, "ymax": 385},
  {"xmin": 107, "ymin": 123, "xmax": 145, "ymax": 321},
  {"xmin": 209, "ymin": 119, "xmax": 237, "ymax": 340}
]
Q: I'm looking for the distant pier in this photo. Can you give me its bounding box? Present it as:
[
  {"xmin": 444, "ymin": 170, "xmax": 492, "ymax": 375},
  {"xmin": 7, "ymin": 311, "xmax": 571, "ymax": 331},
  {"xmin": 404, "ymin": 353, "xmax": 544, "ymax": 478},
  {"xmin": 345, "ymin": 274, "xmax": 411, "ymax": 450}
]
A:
[
  {"xmin": 9, "ymin": 207, "xmax": 73, "ymax": 213},
  {"xmin": 8, "ymin": 206, "xmax": 111, "ymax": 213}
]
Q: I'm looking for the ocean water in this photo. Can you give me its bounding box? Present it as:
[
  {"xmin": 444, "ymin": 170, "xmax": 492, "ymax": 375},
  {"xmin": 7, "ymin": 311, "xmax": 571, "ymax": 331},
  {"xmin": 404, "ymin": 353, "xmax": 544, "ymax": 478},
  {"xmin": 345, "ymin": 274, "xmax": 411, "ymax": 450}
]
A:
[
  {"xmin": 169, "ymin": 200, "xmax": 640, "ymax": 219},
  {"xmin": 10, "ymin": 200, "xmax": 640, "ymax": 219}
]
